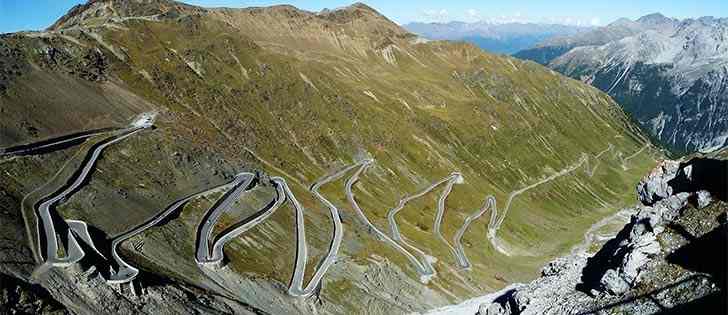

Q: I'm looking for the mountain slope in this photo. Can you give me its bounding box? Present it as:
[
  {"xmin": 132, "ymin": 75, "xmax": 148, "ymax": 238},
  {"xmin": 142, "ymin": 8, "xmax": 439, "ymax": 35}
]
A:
[
  {"xmin": 513, "ymin": 14, "xmax": 678, "ymax": 65},
  {"xmin": 516, "ymin": 14, "xmax": 728, "ymax": 154},
  {"xmin": 0, "ymin": 1, "xmax": 656, "ymax": 313}
]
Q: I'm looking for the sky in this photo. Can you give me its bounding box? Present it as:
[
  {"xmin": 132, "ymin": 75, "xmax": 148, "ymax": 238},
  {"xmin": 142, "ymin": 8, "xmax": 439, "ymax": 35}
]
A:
[{"xmin": 1, "ymin": 0, "xmax": 726, "ymax": 33}]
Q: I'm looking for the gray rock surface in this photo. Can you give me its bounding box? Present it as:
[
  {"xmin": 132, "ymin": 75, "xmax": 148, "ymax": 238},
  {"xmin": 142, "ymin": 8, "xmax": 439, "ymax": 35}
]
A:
[
  {"xmin": 589, "ymin": 190, "xmax": 688, "ymax": 295},
  {"xmin": 697, "ymin": 190, "xmax": 713, "ymax": 209},
  {"xmin": 0, "ymin": 273, "xmax": 68, "ymax": 315},
  {"xmin": 475, "ymin": 158, "xmax": 725, "ymax": 314},
  {"xmin": 478, "ymin": 300, "xmax": 508, "ymax": 315},
  {"xmin": 600, "ymin": 269, "xmax": 630, "ymax": 295},
  {"xmin": 517, "ymin": 14, "xmax": 728, "ymax": 153},
  {"xmin": 636, "ymin": 160, "xmax": 680, "ymax": 205}
]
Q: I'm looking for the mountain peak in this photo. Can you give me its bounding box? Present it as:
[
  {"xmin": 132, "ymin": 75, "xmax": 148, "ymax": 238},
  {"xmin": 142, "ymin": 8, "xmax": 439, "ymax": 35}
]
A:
[
  {"xmin": 636, "ymin": 12, "xmax": 676, "ymax": 27},
  {"xmin": 48, "ymin": 0, "xmax": 202, "ymax": 31},
  {"xmin": 317, "ymin": 2, "xmax": 392, "ymax": 24},
  {"xmin": 608, "ymin": 17, "xmax": 637, "ymax": 27},
  {"xmin": 312, "ymin": 3, "xmax": 409, "ymax": 39},
  {"xmin": 637, "ymin": 12, "xmax": 667, "ymax": 21},
  {"xmin": 349, "ymin": 2, "xmax": 378, "ymax": 12}
]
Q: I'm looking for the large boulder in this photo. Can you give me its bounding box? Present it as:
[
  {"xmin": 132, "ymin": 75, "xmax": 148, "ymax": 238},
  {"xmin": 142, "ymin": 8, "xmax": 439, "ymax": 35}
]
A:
[
  {"xmin": 620, "ymin": 231, "xmax": 661, "ymax": 284},
  {"xmin": 474, "ymin": 158, "xmax": 725, "ymax": 314},
  {"xmin": 636, "ymin": 160, "xmax": 680, "ymax": 205},
  {"xmin": 582, "ymin": 190, "xmax": 692, "ymax": 296},
  {"xmin": 478, "ymin": 301, "xmax": 509, "ymax": 315},
  {"xmin": 697, "ymin": 190, "xmax": 713, "ymax": 209},
  {"xmin": 599, "ymin": 269, "xmax": 630, "ymax": 295}
]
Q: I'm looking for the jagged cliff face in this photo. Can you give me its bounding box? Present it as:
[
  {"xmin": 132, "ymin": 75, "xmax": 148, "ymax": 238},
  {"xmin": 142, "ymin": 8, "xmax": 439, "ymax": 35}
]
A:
[
  {"xmin": 0, "ymin": 1, "xmax": 657, "ymax": 314},
  {"xmin": 516, "ymin": 14, "xmax": 728, "ymax": 154}
]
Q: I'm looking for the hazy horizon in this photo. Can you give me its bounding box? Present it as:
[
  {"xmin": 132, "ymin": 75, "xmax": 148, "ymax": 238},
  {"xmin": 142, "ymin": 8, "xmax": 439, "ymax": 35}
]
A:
[{"xmin": 1, "ymin": 0, "xmax": 727, "ymax": 34}]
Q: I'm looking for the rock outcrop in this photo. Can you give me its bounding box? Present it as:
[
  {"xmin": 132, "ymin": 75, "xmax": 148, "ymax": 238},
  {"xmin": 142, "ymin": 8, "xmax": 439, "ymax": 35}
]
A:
[
  {"xmin": 636, "ymin": 160, "xmax": 680, "ymax": 205},
  {"xmin": 475, "ymin": 157, "xmax": 727, "ymax": 314},
  {"xmin": 590, "ymin": 192, "xmax": 689, "ymax": 295},
  {"xmin": 0, "ymin": 273, "xmax": 67, "ymax": 314}
]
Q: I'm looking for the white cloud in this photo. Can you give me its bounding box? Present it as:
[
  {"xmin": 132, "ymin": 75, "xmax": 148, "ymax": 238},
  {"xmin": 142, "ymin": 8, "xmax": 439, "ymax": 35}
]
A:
[
  {"xmin": 421, "ymin": 9, "xmax": 450, "ymax": 22},
  {"xmin": 465, "ymin": 9, "xmax": 480, "ymax": 22},
  {"xmin": 413, "ymin": 8, "xmax": 603, "ymax": 27}
]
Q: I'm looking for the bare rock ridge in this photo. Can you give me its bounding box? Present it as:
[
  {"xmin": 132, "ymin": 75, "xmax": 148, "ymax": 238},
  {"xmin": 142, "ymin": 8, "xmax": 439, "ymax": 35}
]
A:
[
  {"xmin": 318, "ymin": 2, "xmax": 389, "ymax": 22},
  {"xmin": 47, "ymin": 0, "xmax": 203, "ymax": 31},
  {"xmin": 475, "ymin": 157, "xmax": 727, "ymax": 314},
  {"xmin": 48, "ymin": 0, "xmax": 408, "ymax": 41}
]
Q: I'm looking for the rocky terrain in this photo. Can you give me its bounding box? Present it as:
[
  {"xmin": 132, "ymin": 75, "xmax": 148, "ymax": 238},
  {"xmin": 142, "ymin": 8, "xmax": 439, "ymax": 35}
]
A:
[
  {"xmin": 467, "ymin": 155, "xmax": 727, "ymax": 314},
  {"xmin": 0, "ymin": 0, "xmax": 657, "ymax": 314},
  {"xmin": 515, "ymin": 13, "xmax": 728, "ymax": 154},
  {"xmin": 403, "ymin": 21, "xmax": 592, "ymax": 55},
  {"xmin": 514, "ymin": 13, "xmax": 677, "ymax": 65}
]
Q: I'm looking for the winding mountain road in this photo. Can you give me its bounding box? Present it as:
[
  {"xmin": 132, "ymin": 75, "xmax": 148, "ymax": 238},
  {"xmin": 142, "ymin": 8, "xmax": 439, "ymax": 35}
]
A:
[
  {"xmin": 618, "ymin": 144, "xmax": 650, "ymax": 170},
  {"xmin": 108, "ymin": 178, "xmax": 239, "ymax": 284},
  {"xmin": 485, "ymin": 155, "xmax": 589, "ymax": 252},
  {"xmin": 0, "ymin": 127, "xmax": 118, "ymax": 158},
  {"xmin": 195, "ymin": 172, "xmax": 257, "ymax": 266},
  {"xmin": 9, "ymin": 107, "xmax": 653, "ymax": 293},
  {"xmin": 452, "ymin": 196, "xmax": 498, "ymax": 269},
  {"xmin": 344, "ymin": 159, "xmax": 437, "ymax": 282},
  {"xmin": 386, "ymin": 172, "xmax": 462, "ymax": 278},
  {"xmin": 584, "ymin": 144, "xmax": 614, "ymax": 177},
  {"xmin": 270, "ymin": 177, "xmax": 309, "ymax": 296},
  {"xmin": 286, "ymin": 160, "xmax": 365, "ymax": 297},
  {"xmin": 451, "ymin": 142, "xmax": 648, "ymax": 265},
  {"xmin": 484, "ymin": 143, "xmax": 650, "ymax": 256},
  {"xmin": 432, "ymin": 173, "xmax": 465, "ymax": 267},
  {"xmin": 34, "ymin": 126, "xmax": 145, "ymax": 269},
  {"xmin": 206, "ymin": 180, "xmax": 285, "ymax": 266}
]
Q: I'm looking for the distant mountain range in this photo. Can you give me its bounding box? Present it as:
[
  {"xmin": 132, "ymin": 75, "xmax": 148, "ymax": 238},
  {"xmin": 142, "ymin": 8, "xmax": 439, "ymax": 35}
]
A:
[
  {"xmin": 403, "ymin": 21, "xmax": 594, "ymax": 54},
  {"xmin": 515, "ymin": 13, "xmax": 728, "ymax": 154},
  {"xmin": 514, "ymin": 13, "xmax": 681, "ymax": 64}
]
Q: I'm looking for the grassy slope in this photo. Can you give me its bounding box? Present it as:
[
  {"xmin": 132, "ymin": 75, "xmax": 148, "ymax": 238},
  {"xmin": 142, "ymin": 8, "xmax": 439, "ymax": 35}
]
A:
[{"xmin": 0, "ymin": 2, "xmax": 659, "ymax": 312}]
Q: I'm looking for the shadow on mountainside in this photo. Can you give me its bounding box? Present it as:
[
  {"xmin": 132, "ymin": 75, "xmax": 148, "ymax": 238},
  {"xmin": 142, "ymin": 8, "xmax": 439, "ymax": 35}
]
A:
[
  {"xmin": 655, "ymin": 291, "xmax": 726, "ymax": 314},
  {"xmin": 579, "ymin": 212, "xmax": 727, "ymax": 314},
  {"xmin": 669, "ymin": 158, "xmax": 727, "ymax": 202},
  {"xmin": 577, "ymin": 274, "xmax": 720, "ymax": 314},
  {"xmin": 665, "ymin": 215, "xmax": 727, "ymax": 291},
  {"xmin": 659, "ymin": 221, "xmax": 727, "ymax": 314},
  {"xmin": 0, "ymin": 273, "xmax": 67, "ymax": 313},
  {"xmin": 0, "ymin": 127, "xmax": 117, "ymax": 157},
  {"xmin": 577, "ymin": 157, "xmax": 727, "ymax": 296},
  {"xmin": 576, "ymin": 222, "xmax": 633, "ymax": 294}
]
